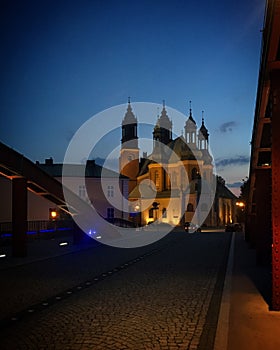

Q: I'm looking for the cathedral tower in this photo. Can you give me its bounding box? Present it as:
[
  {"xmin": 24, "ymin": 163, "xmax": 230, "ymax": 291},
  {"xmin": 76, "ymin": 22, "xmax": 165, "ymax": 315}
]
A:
[
  {"xmin": 153, "ymin": 100, "xmax": 172, "ymax": 145},
  {"xmin": 119, "ymin": 98, "xmax": 139, "ymax": 191}
]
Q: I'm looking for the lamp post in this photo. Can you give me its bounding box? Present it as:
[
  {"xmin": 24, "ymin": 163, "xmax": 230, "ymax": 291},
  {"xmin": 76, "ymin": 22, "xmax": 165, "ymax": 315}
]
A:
[
  {"xmin": 152, "ymin": 201, "xmax": 160, "ymax": 222},
  {"xmin": 134, "ymin": 203, "xmax": 141, "ymax": 226},
  {"xmin": 236, "ymin": 201, "xmax": 245, "ymax": 224}
]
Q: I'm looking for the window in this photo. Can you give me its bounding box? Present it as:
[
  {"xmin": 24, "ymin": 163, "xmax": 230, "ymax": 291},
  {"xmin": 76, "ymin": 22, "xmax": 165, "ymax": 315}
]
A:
[
  {"xmin": 155, "ymin": 170, "xmax": 160, "ymax": 189},
  {"xmin": 78, "ymin": 185, "xmax": 86, "ymax": 198},
  {"xmin": 191, "ymin": 167, "xmax": 198, "ymax": 180},
  {"xmin": 162, "ymin": 208, "xmax": 167, "ymax": 218},
  {"xmin": 107, "ymin": 185, "xmax": 114, "ymax": 197},
  {"xmin": 149, "ymin": 208, "xmax": 154, "ymax": 218},
  {"xmin": 107, "ymin": 207, "xmax": 114, "ymax": 219},
  {"xmin": 187, "ymin": 203, "xmax": 194, "ymax": 212}
]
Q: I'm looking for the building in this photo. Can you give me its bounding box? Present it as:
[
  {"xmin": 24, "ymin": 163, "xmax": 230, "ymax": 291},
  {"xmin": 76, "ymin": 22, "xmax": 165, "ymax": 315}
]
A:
[
  {"xmin": 119, "ymin": 100, "xmax": 237, "ymax": 227},
  {"xmin": 246, "ymin": 0, "xmax": 280, "ymax": 310},
  {"xmin": 0, "ymin": 157, "xmax": 130, "ymax": 224}
]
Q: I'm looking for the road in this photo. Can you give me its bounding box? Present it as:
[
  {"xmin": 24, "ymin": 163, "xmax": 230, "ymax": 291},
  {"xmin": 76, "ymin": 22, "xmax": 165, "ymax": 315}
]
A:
[{"xmin": 0, "ymin": 230, "xmax": 231, "ymax": 350}]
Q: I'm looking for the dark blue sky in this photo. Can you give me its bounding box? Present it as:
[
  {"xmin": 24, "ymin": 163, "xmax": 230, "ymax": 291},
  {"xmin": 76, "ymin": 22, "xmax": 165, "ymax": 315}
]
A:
[{"xmin": 0, "ymin": 0, "xmax": 266, "ymax": 191}]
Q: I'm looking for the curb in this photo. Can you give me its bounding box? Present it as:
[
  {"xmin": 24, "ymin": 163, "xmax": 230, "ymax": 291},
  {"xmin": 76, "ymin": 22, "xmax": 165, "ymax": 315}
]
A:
[{"xmin": 214, "ymin": 232, "xmax": 235, "ymax": 350}]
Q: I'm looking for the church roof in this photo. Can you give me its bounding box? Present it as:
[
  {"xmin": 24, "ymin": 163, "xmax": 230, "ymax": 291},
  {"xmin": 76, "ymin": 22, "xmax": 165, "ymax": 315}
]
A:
[
  {"xmin": 168, "ymin": 136, "xmax": 199, "ymax": 161},
  {"xmin": 216, "ymin": 182, "xmax": 237, "ymax": 199},
  {"xmin": 137, "ymin": 136, "xmax": 204, "ymax": 177}
]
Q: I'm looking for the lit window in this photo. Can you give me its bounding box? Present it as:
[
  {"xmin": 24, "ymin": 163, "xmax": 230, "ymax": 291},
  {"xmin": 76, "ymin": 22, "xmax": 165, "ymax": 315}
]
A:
[{"xmin": 155, "ymin": 171, "xmax": 160, "ymax": 189}]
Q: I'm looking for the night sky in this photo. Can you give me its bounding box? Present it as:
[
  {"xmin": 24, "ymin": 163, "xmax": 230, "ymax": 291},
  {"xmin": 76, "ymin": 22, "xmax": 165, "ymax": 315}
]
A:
[{"xmin": 0, "ymin": 0, "xmax": 266, "ymax": 194}]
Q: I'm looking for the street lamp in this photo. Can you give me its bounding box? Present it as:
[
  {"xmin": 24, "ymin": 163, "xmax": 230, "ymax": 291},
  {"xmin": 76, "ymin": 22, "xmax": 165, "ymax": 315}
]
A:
[
  {"xmin": 236, "ymin": 201, "xmax": 245, "ymax": 209},
  {"xmin": 49, "ymin": 208, "xmax": 58, "ymax": 221}
]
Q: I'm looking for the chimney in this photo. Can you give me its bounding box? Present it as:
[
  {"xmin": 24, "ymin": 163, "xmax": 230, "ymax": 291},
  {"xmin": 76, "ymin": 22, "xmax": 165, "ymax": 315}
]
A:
[
  {"xmin": 86, "ymin": 159, "xmax": 96, "ymax": 167},
  {"xmin": 45, "ymin": 157, "xmax": 53, "ymax": 165}
]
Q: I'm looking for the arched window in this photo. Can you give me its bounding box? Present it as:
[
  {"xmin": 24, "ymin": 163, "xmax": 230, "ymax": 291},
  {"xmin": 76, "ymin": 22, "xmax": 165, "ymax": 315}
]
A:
[
  {"xmin": 187, "ymin": 203, "xmax": 194, "ymax": 212},
  {"xmin": 162, "ymin": 208, "xmax": 167, "ymax": 218},
  {"xmin": 149, "ymin": 208, "xmax": 154, "ymax": 218}
]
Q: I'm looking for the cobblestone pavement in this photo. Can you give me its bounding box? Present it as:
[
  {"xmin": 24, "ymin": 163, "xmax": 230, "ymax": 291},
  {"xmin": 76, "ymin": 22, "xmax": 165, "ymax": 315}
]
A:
[{"xmin": 0, "ymin": 231, "xmax": 231, "ymax": 349}]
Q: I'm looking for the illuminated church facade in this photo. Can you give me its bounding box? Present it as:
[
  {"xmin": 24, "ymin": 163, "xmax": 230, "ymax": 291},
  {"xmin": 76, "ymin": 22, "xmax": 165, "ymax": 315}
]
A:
[{"xmin": 119, "ymin": 100, "xmax": 237, "ymax": 227}]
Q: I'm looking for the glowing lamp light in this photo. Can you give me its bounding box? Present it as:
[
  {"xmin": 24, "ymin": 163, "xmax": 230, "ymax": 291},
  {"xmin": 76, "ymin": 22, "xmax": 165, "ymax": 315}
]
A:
[
  {"xmin": 51, "ymin": 211, "xmax": 57, "ymax": 218},
  {"xmin": 59, "ymin": 242, "xmax": 68, "ymax": 246},
  {"xmin": 0, "ymin": 254, "xmax": 6, "ymax": 258},
  {"xmin": 236, "ymin": 202, "xmax": 245, "ymax": 208}
]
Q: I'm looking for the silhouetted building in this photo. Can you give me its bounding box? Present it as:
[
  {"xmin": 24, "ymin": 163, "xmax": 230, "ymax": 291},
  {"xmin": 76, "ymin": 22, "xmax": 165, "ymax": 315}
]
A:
[{"xmin": 246, "ymin": 0, "xmax": 280, "ymax": 310}]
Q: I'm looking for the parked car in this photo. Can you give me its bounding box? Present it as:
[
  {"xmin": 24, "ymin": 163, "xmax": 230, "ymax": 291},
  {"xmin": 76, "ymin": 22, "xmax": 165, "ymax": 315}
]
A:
[
  {"xmin": 225, "ymin": 223, "xmax": 243, "ymax": 232},
  {"xmin": 184, "ymin": 222, "xmax": 201, "ymax": 233}
]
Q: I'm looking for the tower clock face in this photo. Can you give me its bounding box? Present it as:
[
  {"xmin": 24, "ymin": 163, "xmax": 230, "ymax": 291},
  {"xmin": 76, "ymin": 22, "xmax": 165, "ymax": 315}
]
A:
[{"xmin": 128, "ymin": 154, "xmax": 134, "ymax": 161}]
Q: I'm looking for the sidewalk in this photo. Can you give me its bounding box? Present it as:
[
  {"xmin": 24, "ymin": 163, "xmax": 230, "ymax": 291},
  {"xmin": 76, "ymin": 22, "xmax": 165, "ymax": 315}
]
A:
[
  {"xmin": 215, "ymin": 232, "xmax": 280, "ymax": 350},
  {"xmin": 0, "ymin": 232, "xmax": 98, "ymax": 270}
]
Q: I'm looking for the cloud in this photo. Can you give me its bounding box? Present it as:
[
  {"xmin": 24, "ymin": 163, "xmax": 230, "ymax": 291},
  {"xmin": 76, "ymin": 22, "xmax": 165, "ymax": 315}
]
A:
[
  {"xmin": 215, "ymin": 155, "xmax": 250, "ymax": 168},
  {"xmin": 227, "ymin": 182, "xmax": 243, "ymax": 188},
  {"xmin": 219, "ymin": 121, "xmax": 237, "ymax": 133}
]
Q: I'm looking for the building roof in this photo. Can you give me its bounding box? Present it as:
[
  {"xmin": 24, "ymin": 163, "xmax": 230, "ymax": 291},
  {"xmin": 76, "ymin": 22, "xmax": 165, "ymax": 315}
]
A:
[
  {"xmin": 37, "ymin": 159, "xmax": 128, "ymax": 179},
  {"xmin": 216, "ymin": 182, "xmax": 237, "ymax": 200}
]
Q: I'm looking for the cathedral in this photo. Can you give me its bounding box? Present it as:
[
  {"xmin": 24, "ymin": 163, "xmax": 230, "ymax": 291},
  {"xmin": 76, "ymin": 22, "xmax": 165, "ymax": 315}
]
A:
[{"xmin": 119, "ymin": 100, "xmax": 237, "ymax": 228}]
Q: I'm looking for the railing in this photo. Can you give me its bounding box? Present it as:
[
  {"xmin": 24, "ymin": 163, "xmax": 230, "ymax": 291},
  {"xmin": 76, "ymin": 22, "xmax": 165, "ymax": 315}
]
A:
[
  {"xmin": 0, "ymin": 217, "xmax": 135, "ymax": 240},
  {"xmin": 0, "ymin": 220, "xmax": 75, "ymax": 234},
  {"xmin": 0, "ymin": 220, "xmax": 75, "ymax": 245},
  {"xmin": 105, "ymin": 217, "xmax": 137, "ymax": 228}
]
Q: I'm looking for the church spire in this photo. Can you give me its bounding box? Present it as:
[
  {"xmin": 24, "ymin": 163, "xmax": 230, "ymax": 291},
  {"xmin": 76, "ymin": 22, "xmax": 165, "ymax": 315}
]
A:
[
  {"xmin": 153, "ymin": 100, "xmax": 172, "ymax": 145},
  {"xmin": 185, "ymin": 99, "xmax": 197, "ymax": 146},
  {"xmin": 198, "ymin": 110, "xmax": 209, "ymax": 150},
  {"xmin": 121, "ymin": 98, "xmax": 138, "ymax": 148}
]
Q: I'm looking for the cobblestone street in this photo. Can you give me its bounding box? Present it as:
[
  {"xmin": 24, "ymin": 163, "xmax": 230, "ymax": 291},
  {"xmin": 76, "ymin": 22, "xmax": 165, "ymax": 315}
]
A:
[{"xmin": 0, "ymin": 231, "xmax": 231, "ymax": 349}]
